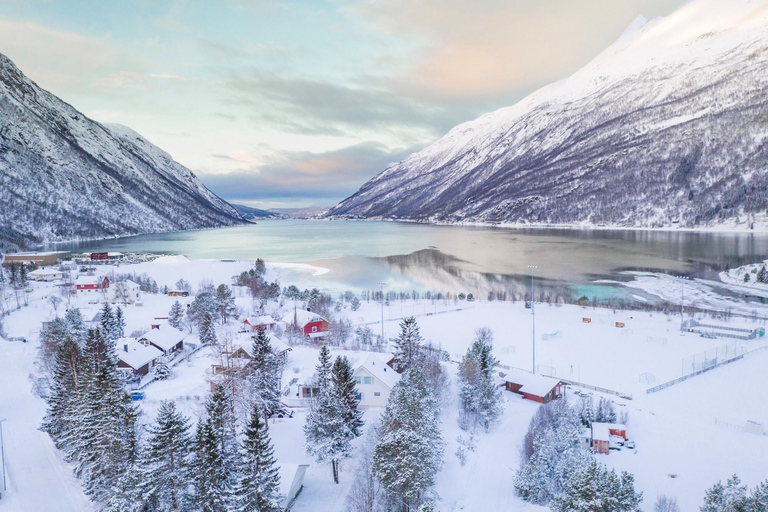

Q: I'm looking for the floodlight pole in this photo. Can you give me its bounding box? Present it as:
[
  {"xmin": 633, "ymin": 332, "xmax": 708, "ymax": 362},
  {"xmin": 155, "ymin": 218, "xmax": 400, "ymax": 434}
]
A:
[
  {"xmin": 528, "ymin": 265, "xmax": 538, "ymax": 374},
  {"xmin": 678, "ymin": 276, "xmax": 689, "ymax": 332}
]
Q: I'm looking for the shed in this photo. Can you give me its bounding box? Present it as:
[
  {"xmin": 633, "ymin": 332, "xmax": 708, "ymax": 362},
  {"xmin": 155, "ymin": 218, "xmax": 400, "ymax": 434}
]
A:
[
  {"xmin": 278, "ymin": 464, "xmax": 309, "ymax": 511},
  {"xmin": 499, "ymin": 368, "xmax": 565, "ymax": 403}
]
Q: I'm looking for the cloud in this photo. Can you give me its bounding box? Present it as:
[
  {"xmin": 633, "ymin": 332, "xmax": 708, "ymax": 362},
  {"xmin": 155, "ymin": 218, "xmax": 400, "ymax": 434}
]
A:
[
  {"xmin": 198, "ymin": 141, "xmax": 420, "ymax": 206},
  {"xmin": 351, "ymin": 0, "xmax": 689, "ymax": 100},
  {"xmin": 150, "ymin": 73, "xmax": 187, "ymax": 81},
  {"xmin": 0, "ymin": 18, "xmax": 121, "ymax": 94}
]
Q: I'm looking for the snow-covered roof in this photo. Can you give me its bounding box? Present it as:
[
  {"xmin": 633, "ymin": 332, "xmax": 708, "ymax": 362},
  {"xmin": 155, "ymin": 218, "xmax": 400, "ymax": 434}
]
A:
[
  {"xmin": 121, "ymin": 279, "xmax": 140, "ymax": 289},
  {"xmin": 137, "ymin": 324, "xmax": 185, "ymax": 351},
  {"xmin": 75, "ymin": 275, "xmax": 105, "ymax": 286},
  {"xmin": 591, "ymin": 423, "xmax": 627, "ymax": 441},
  {"xmin": 499, "ymin": 367, "xmax": 561, "ymax": 397},
  {"xmin": 353, "ymin": 353, "xmax": 401, "ymax": 389},
  {"xmin": 29, "ymin": 268, "xmax": 62, "ymax": 276},
  {"xmin": 233, "ymin": 332, "xmax": 291, "ymax": 357},
  {"xmin": 283, "ymin": 309, "xmax": 327, "ymax": 328},
  {"xmin": 245, "ymin": 315, "xmax": 277, "ymax": 326},
  {"xmin": 116, "ymin": 338, "xmax": 163, "ymax": 369},
  {"xmin": 278, "ymin": 464, "xmax": 310, "ymax": 508}
]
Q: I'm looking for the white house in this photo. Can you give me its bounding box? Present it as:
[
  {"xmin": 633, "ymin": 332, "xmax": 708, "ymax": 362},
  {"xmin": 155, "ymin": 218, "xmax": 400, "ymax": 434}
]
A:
[
  {"xmin": 352, "ymin": 353, "xmax": 400, "ymax": 408},
  {"xmin": 109, "ymin": 280, "xmax": 141, "ymax": 303},
  {"xmin": 137, "ymin": 324, "xmax": 185, "ymax": 356},
  {"xmin": 278, "ymin": 464, "xmax": 310, "ymax": 511},
  {"xmin": 243, "ymin": 315, "xmax": 280, "ymax": 332},
  {"xmin": 28, "ymin": 268, "xmax": 63, "ymax": 282}
]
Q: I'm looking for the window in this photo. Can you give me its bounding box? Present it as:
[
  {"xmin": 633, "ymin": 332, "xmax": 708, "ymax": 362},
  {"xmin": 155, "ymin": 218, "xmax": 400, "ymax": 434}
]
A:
[
  {"xmin": 374, "ymin": 392, "xmax": 381, "ymax": 397},
  {"xmin": 354, "ymin": 376, "xmax": 362, "ymax": 384},
  {"xmin": 312, "ymin": 326, "xmax": 317, "ymax": 332},
  {"xmin": 355, "ymin": 392, "xmax": 362, "ymax": 401},
  {"xmin": 363, "ymin": 376, "xmax": 372, "ymax": 385}
]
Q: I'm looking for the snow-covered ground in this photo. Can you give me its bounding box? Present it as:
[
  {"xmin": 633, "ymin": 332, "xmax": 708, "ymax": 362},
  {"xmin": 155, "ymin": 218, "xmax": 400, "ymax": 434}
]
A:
[{"xmin": 2, "ymin": 257, "xmax": 768, "ymax": 511}]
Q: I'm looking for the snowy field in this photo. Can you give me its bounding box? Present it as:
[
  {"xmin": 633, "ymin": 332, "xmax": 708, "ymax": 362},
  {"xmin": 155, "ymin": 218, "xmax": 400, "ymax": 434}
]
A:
[{"xmin": 2, "ymin": 257, "xmax": 768, "ymax": 511}]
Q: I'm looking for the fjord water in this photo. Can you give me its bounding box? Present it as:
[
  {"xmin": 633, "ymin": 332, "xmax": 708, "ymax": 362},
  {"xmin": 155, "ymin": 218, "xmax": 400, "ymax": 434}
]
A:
[{"xmin": 55, "ymin": 220, "xmax": 768, "ymax": 298}]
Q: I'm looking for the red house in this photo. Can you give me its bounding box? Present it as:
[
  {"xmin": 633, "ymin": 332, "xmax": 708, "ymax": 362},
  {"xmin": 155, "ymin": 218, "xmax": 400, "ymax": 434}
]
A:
[
  {"xmin": 591, "ymin": 422, "xmax": 627, "ymax": 454},
  {"xmin": 75, "ymin": 275, "xmax": 110, "ymax": 295},
  {"xmin": 283, "ymin": 309, "xmax": 329, "ymax": 339},
  {"xmin": 500, "ymin": 368, "xmax": 565, "ymax": 404}
]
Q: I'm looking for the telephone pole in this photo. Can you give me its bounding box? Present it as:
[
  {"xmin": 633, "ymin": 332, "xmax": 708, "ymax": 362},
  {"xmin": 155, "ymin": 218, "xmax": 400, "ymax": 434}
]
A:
[{"xmin": 528, "ymin": 265, "xmax": 538, "ymax": 374}]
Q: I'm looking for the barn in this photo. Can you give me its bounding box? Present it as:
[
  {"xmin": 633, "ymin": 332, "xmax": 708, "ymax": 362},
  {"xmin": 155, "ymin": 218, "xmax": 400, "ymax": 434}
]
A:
[
  {"xmin": 283, "ymin": 309, "xmax": 329, "ymax": 339},
  {"xmin": 499, "ymin": 368, "xmax": 565, "ymax": 403},
  {"xmin": 75, "ymin": 275, "xmax": 110, "ymax": 295}
]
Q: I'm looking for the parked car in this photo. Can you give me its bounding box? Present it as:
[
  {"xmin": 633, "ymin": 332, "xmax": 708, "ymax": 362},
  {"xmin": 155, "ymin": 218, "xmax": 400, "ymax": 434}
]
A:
[
  {"xmin": 625, "ymin": 440, "xmax": 636, "ymax": 449},
  {"xmin": 267, "ymin": 406, "xmax": 295, "ymax": 419},
  {"xmin": 130, "ymin": 391, "xmax": 145, "ymax": 401}
]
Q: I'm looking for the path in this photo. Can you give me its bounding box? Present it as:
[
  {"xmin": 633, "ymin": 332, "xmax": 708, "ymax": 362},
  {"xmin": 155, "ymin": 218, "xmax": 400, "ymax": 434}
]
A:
[{"xmin": 0, "ymin": 339, "xmax": 93, "ymax": 511}]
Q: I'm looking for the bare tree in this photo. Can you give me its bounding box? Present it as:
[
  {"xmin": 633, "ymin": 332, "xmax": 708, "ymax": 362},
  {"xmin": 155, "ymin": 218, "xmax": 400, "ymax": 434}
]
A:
[
  {"xmin": 48, "ymin": 295, "xmax": 62, "ymax": 313},
  {"xmin": 654, "ymin": 495, "xmax": 680, "ymax": 512}
]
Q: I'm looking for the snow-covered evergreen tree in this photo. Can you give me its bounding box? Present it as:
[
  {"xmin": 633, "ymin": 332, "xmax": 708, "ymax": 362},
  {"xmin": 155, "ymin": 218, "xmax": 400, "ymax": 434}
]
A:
[
  {"xmin": 246, "ymin": 328, "xmax": 282, "ymax": 422},
  {"xmin": 457, "ymin": 327, "xmax": 502, "ymax": 432},
  {"xmin": 304, "ymin": 348, "xmax": 353, "ymax": 484},
  {"xmin": 169, "ymin": 300, "xmax": 185, "ymax": 329},
  {"xmin": 99, "ymin": 302, "xmax": 119, "ymax": 342},
  {"xmin": 233, "ymin": 402, "xmax": 282, "ymax": 512},
  {"xmin": 199, "ymin": 311, "xmax": 218, "ymax": 345},
  {"xmin": 701, "ymin": 475, "xmax": 749, "ymax": 512},
  {"xmin": 42, "ymin": 336, "xmax": 82, "ymax": 443},
  {"xmin": 191, "ymin": 384, "xmax": 239, "ymax": 512},
  {"xmin": 392, "ymin": 317, "xmax": 423, "ymax": 372},
  {"xmin": 332, "ymin": 355, "xmax": 364, "ymax": 439},
  {"xmin": 154, "ymin": 358, "xmax": 172, "ymax": 380},
  {"xmin": 114, "ymin": 306, "xmax": 126, "ymax": 338},
  {"xmin": 373, "ymin": 366, "xmax": 443, "ymax": 511},
  {"xmin": 344, "ymin": 420, "xmax": 385, "ymax": 512},
  {"xmin": 139, "ymin": 400, "xmax": 193, "ymax": 511},
  {"xmin": 551, "ymin": 459, "xmax": 642, "ymax": 512},
  {"xmin": 215, "ymin": 284, "xmax": 237, "ymax": 325}
]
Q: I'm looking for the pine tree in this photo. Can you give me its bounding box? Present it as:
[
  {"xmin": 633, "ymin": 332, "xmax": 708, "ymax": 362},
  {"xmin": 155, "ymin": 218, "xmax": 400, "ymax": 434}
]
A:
[
  {"xmin": 42, "ymin": 337, "xmax": 82, "ymax": 443},
  {"xmin": 749, "ymin": 481, "xmax": 768, "ymax": 512},
  {"xmin": 169, "ymin": 300, "xmax": 185, "ymax": 329},
  {"xmin": 115, "ymin": 306, "xmax": 126, "ymax": 338},
  {"xmin": 247, "ymin": 328, "xmax": 282, "ymax": 422},
  {"xmin": 100, "ymin": 302, "xmax": 117, "ymax": 342},
  {"xmin": 199, "ymin": 311, "xmax": 218, "ymax": 344},
  {"xmin": 332, "ymin": 356, "xmax": 365, "ymax": 439},
  {"xmin": 215, "ymin": 284, "xmax": 237, "ymax": 325},
  {"xmin": 458, "ymin": 328, "xmax": 502, "ymax": 432},
  {"xmin": 350, "ymin": 296, "xmax": 361, "ymax": 311},
  {"xmin": 139, "ymin": 400, "xmax": 193, "ymax": 511},
  {"xmin": 191, "ymin": 385, "xmax": 239, "ymax": 512},
  {"xmin": 234, "ymin": 403, "xmax": 282, "ymax": 512},
  {"xmin": 551, "ymin": 459, "xmax": 642, "ymax": 512},
  {"xmin": 393, "ymin": 317, "xmax": 423, "ymax": 371},
  {"xmin": 304, "ymin": 348, "xmax": 353, "ymax": 484},
  {"xmin": 373, "ymin": 367, "xmax": 443, "ymax": 511},
  {"xmin": 701, "ymin": 475, "xmax": 748, "ymax": 512},
  {"xmin": 154, "ymin": 358, "xmax": 172, "ymax": 380}
]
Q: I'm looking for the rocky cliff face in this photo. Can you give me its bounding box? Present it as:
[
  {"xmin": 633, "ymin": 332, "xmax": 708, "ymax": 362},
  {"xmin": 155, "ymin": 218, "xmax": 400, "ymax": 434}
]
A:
[
  {"xmin": 0, "ymin": 53, "xmax": 244, "ymax": 249},
  {"xmin": 329, "ymin": 0, "xmax": 768, "ymax": 229}
]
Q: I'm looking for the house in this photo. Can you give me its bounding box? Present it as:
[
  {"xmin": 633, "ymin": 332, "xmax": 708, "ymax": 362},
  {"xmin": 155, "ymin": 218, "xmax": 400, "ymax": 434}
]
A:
[
  {"xmin": 28, "ymin": 268, "xmax": 64, "ymax": 282},
  {"xmin": 243, "ymin": 315, "xmax": 279, "ymax": 332},
  {"xmin": 352, "ymin": 353, "xmax": 401, "ymax": 408},
  {"xmin": 278, "ymin": 464, "xmax": 310, "ymax": 511},
  {"xmin": 283, "ymin": 309, "xmax": 329, "ymax": 340},
  {"xmin": 283, "ymin": 367, "xmax": 321, "ymax": 405},
  {"xmin": 222, "ymin": 332, "xmax": 292, "ymax": 372},
  {"xmin": 75, "ymin": 275, "xmax": 110, "ymax": 295},
  {"xmin": 499, "ymin": 367, "xmax": 565, "ymax": 403},
  {"xmin": 109, "ymin": 280, "xmax": 141, "ymax": 303},
  {"xmin": 137, "ymin": 324, "xmax": 185, "ymax": 356},
  {"xmin": 116, "ymin": 338, "xmax": 163, "ymax": 377},
  {"xmin": 591, "ymin": 422, "xmax": 627, "ymax": 455}
]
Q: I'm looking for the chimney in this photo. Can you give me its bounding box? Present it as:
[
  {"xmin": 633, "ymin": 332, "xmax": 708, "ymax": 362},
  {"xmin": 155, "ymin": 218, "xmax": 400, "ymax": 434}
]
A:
[{"xmin": 124, "ymin": 344, "xmax": 128, "ymax": 352}]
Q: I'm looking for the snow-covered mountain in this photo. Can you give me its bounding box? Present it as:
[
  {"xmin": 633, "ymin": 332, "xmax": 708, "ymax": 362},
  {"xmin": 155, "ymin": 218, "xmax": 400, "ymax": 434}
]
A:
[
  {"xmin": 329, "ymin": 0, "xmax": 768, "ymax": 228},
  {"xmin": 0, "ymin": 54, "xmax": 244, "ymax": 249}
]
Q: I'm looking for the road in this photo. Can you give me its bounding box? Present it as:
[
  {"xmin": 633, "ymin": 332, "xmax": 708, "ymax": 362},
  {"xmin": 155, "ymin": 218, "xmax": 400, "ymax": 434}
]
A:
[{"xmin": 0, "ymin": 338, "xmax": 93, "ymax": 511}]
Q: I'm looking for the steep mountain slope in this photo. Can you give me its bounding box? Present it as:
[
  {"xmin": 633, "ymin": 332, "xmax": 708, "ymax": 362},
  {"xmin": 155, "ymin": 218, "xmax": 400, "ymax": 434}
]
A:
[
  {"xmin": 231, "ymin": 203, "xmax": 281, "ymax": 220},
  {"xmin": 329, "ymin": 0, "xmax": 768, "ymax": 228},
  {"xmin": 0, "ymin": 54, "xmax": 244, "ymax": 249}
]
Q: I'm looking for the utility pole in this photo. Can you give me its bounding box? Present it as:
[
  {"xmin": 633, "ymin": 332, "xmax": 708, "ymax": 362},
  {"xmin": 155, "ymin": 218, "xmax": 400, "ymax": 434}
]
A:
[
  {"xmin": 528, "ymin": 265, "xmax": 537, "ymax": 374},
  {"xmin": 678, "ymin": 276, "xmax": 690, "ymax": 332},
  {"xmin": 0, "ymin": 418, "xmax": 6, "ymax": 500},
  {"xmin": 378, "ymin": 282, "xmax": 386, "ymax": 344}
]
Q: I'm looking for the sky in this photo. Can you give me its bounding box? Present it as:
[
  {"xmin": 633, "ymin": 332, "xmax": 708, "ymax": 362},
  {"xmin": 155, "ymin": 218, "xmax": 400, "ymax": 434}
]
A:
[{"xmin": 0, "ymin": 0, "xmax": 689, "ymax": 209}]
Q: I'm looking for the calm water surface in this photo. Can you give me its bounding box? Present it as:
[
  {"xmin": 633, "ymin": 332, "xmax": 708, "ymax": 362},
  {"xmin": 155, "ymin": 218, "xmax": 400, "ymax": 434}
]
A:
[{"xmin": 53, "ymin": 220, "xmax": 768, "ymax": 299}]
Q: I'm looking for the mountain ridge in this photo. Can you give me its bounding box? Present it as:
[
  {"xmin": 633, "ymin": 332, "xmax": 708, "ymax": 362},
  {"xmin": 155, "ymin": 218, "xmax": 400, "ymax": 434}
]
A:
[
  {"xmin": 327, "ymin": 0, "xmax": 768, "ymax": 229},
  {"xmin": 0, "ymin": 53, "xmax": 245, "ymax": 250}
]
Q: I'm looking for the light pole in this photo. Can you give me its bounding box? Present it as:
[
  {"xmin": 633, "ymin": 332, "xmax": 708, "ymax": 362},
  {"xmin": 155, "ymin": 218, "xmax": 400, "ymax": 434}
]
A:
[
  {"xmin": 0, "ymin": 417, "xmax": 6, "ymax": 499},
  {"xmin": 528, "ymin": 265, "xmax": 538, "ymax": 374},
  {"xmin": 677, "ymin": 276, "xmax": 690, "ymax": 332},
  {"xmin": 378, "ymin": 282, "xmax": 386, "ymax": 344}
]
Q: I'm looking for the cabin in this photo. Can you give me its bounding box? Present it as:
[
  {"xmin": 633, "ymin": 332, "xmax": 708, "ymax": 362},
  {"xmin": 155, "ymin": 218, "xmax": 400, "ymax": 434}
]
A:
[
  {"xmin": 352, "ymin": 353, "xmax": 401, "ymax": 408},
  {"xmin": 137, "ymin": 324, "xmax": 185, "ymax": 356},
  {"xmin": 116, "ymin": 338, "xmax": 163, "ymax": 377},
  {"xmin": 278, "ymin": 464, "xmax": 310, "ymax": 511},
  {"xmin": 28, "ymin": 268, "xmax": 64, "ymax": 282},
  {"xmin": 75, "ymin": 275, "xmax": 110, "ymax": 295},
  {"xmin": 243, "ymin": 315, "xmax": 279, "ymax": 332},
  {"xmin": 108, "ymin": 279, "xmax": 141, "ymax": 303},
  {"xmin": 591, "ymin": 422, "xmax": 628, "ymax": 455},
  {"xmin": 283, "ymin": 309, "xmax": 329, "ymax": 340},
  {"xmin": 499, "ymin": 367, "xmax": 565, "ymax": 403}
]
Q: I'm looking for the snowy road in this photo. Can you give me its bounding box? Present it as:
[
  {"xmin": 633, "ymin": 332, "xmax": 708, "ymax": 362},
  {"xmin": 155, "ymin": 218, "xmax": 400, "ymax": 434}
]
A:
[{"xmin": 0, "ymin": 339, "xmax": 92, "ymax": 511}]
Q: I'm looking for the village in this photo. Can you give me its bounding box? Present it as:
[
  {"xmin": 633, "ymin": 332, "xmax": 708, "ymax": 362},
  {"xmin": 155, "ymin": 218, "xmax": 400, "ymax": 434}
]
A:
[{"xmin": 1, "ymin": 251, "xmax": 768, "ymax": 511}]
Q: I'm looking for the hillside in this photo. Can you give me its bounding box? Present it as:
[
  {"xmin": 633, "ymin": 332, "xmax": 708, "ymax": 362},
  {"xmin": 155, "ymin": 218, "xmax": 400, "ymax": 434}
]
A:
[
  {"xmin": 0, "ymin": 54, "xmax": 244, "ymax": 249},
  {"xmin": 328, "ymin": 0, "xmax": 768, "ymax": 229},
  {"xmin": 231, "ymin": 203, "xmax": 281, "ymax": 221}
]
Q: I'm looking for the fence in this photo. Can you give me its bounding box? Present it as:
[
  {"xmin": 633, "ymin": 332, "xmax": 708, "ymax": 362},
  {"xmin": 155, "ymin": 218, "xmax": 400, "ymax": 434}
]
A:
[
  {"xmin": 647, "ymin": 345, "xmax": 768, "ymax": 394},
  {"xmin": 681, "ymin": 344, "xmax": 745, "ymax": 374},
  {"xmin": 541, "ymin": 331, "xmax": 562, "ymax": 340}
]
